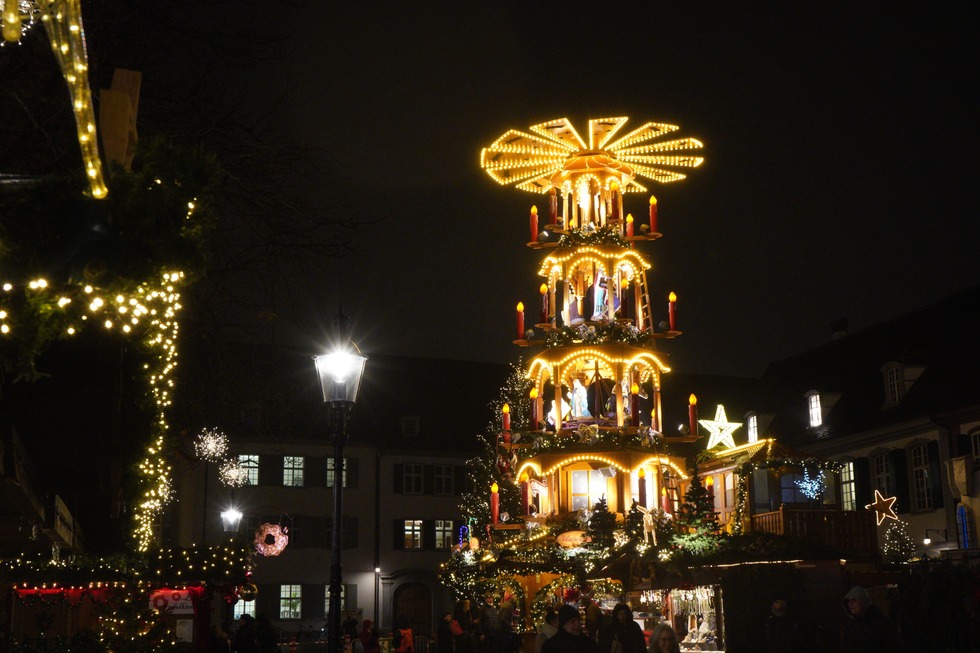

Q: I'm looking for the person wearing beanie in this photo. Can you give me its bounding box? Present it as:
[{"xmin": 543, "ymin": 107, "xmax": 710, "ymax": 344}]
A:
[
  {"xmin": 541, "ymin": 604, "xmax": 597, "ymax": 653},
  {"xmin": 535, "ymin": 610, "xmax": 559, "ymax": 653},
  {"xmin": 842, "ymin": 586, "xmax": 905, "ymax": 652}
]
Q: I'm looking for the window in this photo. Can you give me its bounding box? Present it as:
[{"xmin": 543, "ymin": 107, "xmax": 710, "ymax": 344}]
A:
[
  {"xmin": 873, "ymin": 454, "xmax": 892, "ymax": 495},
  {"xmin": 400, "ymin": 416, "xmax": 420, "ymax": 437},
  {"xmin": 911, "ymin": 445, "xmax": 932, "ymax": 511},
  {"xmin": 840, "ymin": 462, "xmax": 856, "ymax": 511},
  {"xmin": 280, "ymin": 585, "xmax": 302, "ymax": 619},
  {"xmin": 327, "ymin": 457, "xmax": 347, "ymax": 488},
  {"xmin": 724, "ymin": 473, "xmax": 735, "ymax": 508},
  {"xmin": 746, "ymin": 414, "xmax": 758, "ymax": 443},
  {"xmin": 324, "ymin": 584, "xmax": 346, "ymax": 617},
  {"xmin": 971, "ymin": 429, "xmax": 980, "ymax": 461},
  {"xmin": 283, "ymin": 456, "xmax": 304, "ymax": 487},
  {"xmin": 434, "ymin": 465, "xmax": 454, "ymax": 495},
  {"xmin": 233, "ymin": 600, "xmax": 256, "ymax": 619},
  {"xmin": 807, "ymin": 393, "xmax": 822, "ymax": 428},
  {"xmin": 239, "ymin": 455, "xmax": 259, "ymax": 486},
  {"xmin": 780, "ymin": 474, "xmax": 806, "ymax": 504},
  {"xmin": 403, "ymin": 464, "xmax": 424, "ymax": 494},
  {"xmin": 435, "ymin": 520, "xmax": 455, "ymax": 549},
  {"xmin": 570, "ymin": 469, "xmax": 607, "ymax": 511},
  {"xmin": 403, "ymin": 519, "xmax": 423, "ymax": 549},
  {"xmin": 884, "ymin": 366, "xmax": 903, "ymax": 405}
]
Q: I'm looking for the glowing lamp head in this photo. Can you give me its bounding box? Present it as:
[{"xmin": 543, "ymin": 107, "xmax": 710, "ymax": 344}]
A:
[
  {"xmin": 491, "ymin": 482, "xmax": 499, "ymax": 493},
  {"xmin": 689, "ymin": 394, "xmax": 697, "ymax": 406},
  {"xmin": 669, "ymin": 292, "xmax": 677, "ymax": 303},
  {"xmin": 705, "ymin": 475, "xmax": 714, "ymax": 488},
  {"xmin": 637, "ymin": 467, "xmax": 646, "ymax": 479},
  {"xmin": 220, "ymin": 508, "xmax": 243, "ymax": 533},
  {"xmin": 626, "ymin": 214, "xmax": 634, "ymax": 225},
  {"xmin": 631, "ymin": 382, "xmax": 640, "ymax": 395},
  {"xmin": 650, "ymin": 195, "xmax": 658, "ymax": 206},
  {"xmin": 530, "ymin": 388, "xmax": 538, "ymax": 399},
  {"xmin": 501, "ymin": 403, "xmax": 510, "ymax": 415},
  {"xmin": 530, "ymin": 205, "xmax": 538, "ymax": 215},
  {"xmin": 661, "ymin": 487, "xmax": 668, "ymax": 496},
  {"xmin": 519, "ymin": 472, "xmax": 529, "ymax": 483},
  {"xmin": 517, "ymin": 302, "xmax": 524, "ymax": 312},
  {"xmin": 540, "ymin": 283, "xmax": 548, "ymax": 295},
  {"xmin": 610, "ymin": 179, "xmax": 619, "ymax": 191},
  {"xmin": 314, "ymin": 348, "xmax": 367, "ymax": 403}
]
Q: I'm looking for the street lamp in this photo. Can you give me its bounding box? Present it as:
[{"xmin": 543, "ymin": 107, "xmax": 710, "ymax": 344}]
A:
[
  {"xmin": 314, "ymin": 337, "xmax": 366, "ymax": 653},
  {"xmin": 220, "ymin": 507, "xmax": 243, "ymax": 533}
]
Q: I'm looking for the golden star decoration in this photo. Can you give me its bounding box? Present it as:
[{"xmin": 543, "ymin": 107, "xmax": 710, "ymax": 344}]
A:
[
  {"xmin": 699, "ymin": 404, "xmax": 742, "ymax": 450},
  {"xmin": 865, "ymin": 489, "xmax": 898, "ymax": 525}
]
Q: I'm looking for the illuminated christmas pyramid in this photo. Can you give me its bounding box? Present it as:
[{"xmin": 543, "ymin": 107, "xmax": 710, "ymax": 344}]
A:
[{"xmin": 441, "ymin": 116, "xmax": 707, "ymax": 625}]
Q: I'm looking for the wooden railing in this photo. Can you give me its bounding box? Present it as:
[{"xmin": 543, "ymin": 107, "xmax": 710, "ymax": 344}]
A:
[{"xmin": 749, "ymin": 506, "xmax": 877, "ymax": 556}]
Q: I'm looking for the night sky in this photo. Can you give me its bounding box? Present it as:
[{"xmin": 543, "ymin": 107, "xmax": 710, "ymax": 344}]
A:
[{"xmin": 260, "ymin": 4, "xmax": 976, "ymax": 377}]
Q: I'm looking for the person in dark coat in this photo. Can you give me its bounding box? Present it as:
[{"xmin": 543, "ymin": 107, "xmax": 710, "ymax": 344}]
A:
[
  {"xmin": 232, "ymin": 615, "xmax": 259, "ymax": 653},
  {"xmin": 254, "ymin": 614, "xmax": 278, "ymax": 653},
  {"xmin": 541, "ymin": 604, "xmax": 597, "ymax": 653},
  {"xmin": 766, "ymin": 594, "xmax": 817, "ymax": 653},
  {"xmin": 842, "ymin": 586, "xmax": 905, "ymax": 653},
  {"xmin": 358, "ymin": 619, "xmax": 380, "ymax": 653},
  {"xmin": 597, "ymin": 603, "xmax": 646, "ymax": 653},
  {"xmin": 437, "ymin": 611, "xmax": 455, "ymax": 653},
  {"xmin": 454, "ymin": 599, "xmax": 476, "ymax": 653}
]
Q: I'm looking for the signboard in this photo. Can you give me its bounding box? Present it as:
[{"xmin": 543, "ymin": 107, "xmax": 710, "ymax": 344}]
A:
[
  {"xmin": 556, "ymin": 530, "xmax": 588, "ymax": 549},
  {"xmin": 150, "ymin": 589, "xmax": 195, "ymax": 614}
]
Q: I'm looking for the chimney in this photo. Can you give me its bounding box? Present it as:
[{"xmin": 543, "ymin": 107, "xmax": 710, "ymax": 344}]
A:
[{"xmin": 830, "ymin": 318, "xmax": 848, "ymax": 341}]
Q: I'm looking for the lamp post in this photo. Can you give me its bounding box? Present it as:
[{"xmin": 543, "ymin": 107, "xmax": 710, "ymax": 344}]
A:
[{"xmin": 314, "ymin": 339, "xmax": 367, "ymax": 653}]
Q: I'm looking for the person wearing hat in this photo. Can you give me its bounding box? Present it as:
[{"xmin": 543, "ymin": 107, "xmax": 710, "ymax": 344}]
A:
[
  {"xmin": 842, "ymin": 586, "xmax": 904, "ymax": 652},
  {"xmin": 541, "ymin": 604, "xmax": 597, "ymax": 653}
]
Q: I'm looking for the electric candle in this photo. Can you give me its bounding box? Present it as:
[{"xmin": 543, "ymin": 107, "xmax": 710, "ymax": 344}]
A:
[
  {"xmin": 631, "ymin": 382, "xmax": 640, "ymax": 427},
  {"xmin": 516, "ymin": 302, "xmax": 525, "ymax": 339},
  {"xmin": 502, "ymin": 403, "xmax": 511, "ymax": 431},
  {"xmin": 638, "ymin": 467, "xmax": 647, "ymax": 507},
  {"xmin": 530, "ymin": 388, "xmax": 539, "ymax": 429},
  {"xmin": 689, "ymin": 394, "xmax": 698, "ymax": 438},
  {"xmin": 530, "ymin": 205, "xmax": 538, "ymax": 242},
  {"xmin": 649, "ymin": 195, "xmax": 658, "ymax": 232},
  {"xmin": 668, "ymin": 292, "xmax": 677, "ymax": 331},
  {"xmin": 520, "ymin": 472, "xmax": 530, "ymax": 515},
  {"xmin": 491, "ymin": 482, "xmax": 500, "ymax": 524},
  {"xmin": 626, "ymin": 214, "xmax": 634, "ymax": 238},
  {"xmin": 540, "ymin": 284, "xmax": 548, "ymax": 323}
]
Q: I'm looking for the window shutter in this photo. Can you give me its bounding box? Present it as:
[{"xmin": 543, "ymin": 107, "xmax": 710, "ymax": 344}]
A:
[
  {"xmin": 888, "ymin": 449, "xmax": 910, "ymax": 513},
  {"xmin": 854, "ymin": 457, "xmax": 871, "ymax": 508},
  {"xmin": 305, "ymin": 456, "xmax": 327, "ymax": 487},
  {"xmin": 302, "ymin": 584, "xmax": 318, "ymax": 619},
  {"xmin": 259, "ymin": 455, "xmax": 283, "ymax": 486},
  {"xmin": 424, "ymin": 465, "xmax": 435, "ymax": 495},
  {"xmin": 343, "ymin": 516, "xmax": 359, "ymax": 549},
  {"xmin": 393, "ymin": 519, "xmax": 404, "ymax": 549},
  {"xmin": 393, "ymin": 464, "xmax": 404, "ymax": 494},
  {"xmin": 423, "ymin": 519, "xmax": 435, "ymax": 550},
  {"xmin": 454, "ymin": 466, "xmax": 466, "ymax": 495},
  {"xmin": 347, "ymin": 458, "xmax": 360, "ymax": 488},
  {"xmin": 927, "ymin": 441, "xmax": 945, "ymax": 509}
]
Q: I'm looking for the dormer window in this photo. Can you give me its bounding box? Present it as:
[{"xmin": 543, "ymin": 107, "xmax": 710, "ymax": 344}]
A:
[
  {"xmin": 883, "ymin": 366, "xmax": 903, "ymax": 405},
  {"xmin": 807, "ymin": 392, "xmax": 822, "ymax": 428},
  {"xmin": 746, "ymin": 413, "xmax": 758, "ymax": 443},
  {"xmin": 400, "ymin": 415, "xmax": 420, "ymax": 437}
]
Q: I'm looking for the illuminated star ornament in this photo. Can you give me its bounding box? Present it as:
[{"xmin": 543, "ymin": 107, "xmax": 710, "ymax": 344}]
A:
[
  {"xmin": 865, "ymin": 489, "xmax": 899, "ymax": 525},
  {"xmin": 699, "ymin": 404, "xmax": 742, "ymax": 450},
  {"xmin": 480, "ymin": 116, "xmax": 704, "ymax": 193}
]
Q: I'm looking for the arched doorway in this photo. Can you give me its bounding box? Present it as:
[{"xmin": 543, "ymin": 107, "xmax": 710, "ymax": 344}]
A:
[{"xmin": 393, "ymin": 581, "xmax": 432, "ymax": 637}]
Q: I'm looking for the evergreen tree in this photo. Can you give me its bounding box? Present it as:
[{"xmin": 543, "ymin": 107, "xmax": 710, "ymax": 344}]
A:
[
  {"xmin": 883, "ymin": 519, "xmax": 915, "ymax": 563},
  {"xmin": 587, "ymin": 496, "xmax": 616, "ymax": 551},
  {"xmin": 670, "ymin": 475, "xmax": 722, "ymax": 555}
]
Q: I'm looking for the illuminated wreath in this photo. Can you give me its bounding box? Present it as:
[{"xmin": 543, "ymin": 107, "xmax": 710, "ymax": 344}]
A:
[{"xmin": 254, "ymin": 523, "xmax": 289, "ymax": 556}]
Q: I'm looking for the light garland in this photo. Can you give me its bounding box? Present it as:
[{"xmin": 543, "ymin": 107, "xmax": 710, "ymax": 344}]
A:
[{"xmin": 1, "ymin": 0, "xmax": 40, "ymax": 44}]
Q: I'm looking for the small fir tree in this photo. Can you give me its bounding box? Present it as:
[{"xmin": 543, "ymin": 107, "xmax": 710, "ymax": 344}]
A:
[
  {"xmin": 882, "ymin": 519, "xmax": 916, "ymax": 563},
  {"xmin": 587, "ymin": 496, "xmax": 617, "ymax": 551},
  {"xmin": 670, "ymin": 475, "xmax": 723, "ymax": 555}
]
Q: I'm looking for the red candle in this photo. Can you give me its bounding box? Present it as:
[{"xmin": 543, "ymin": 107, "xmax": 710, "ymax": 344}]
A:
[
  {"xmin": 502, "ymin": 403, "xmax": 511, "ymax": 431},
  {"xmin": 649, "ymin": 195, "xmax": 658, "ymax": 232},
  {"xmin": 637, "ymin": 467, "xmax": 647, "ymax": 507},
  {"xmin": 620, "ymin": 278, "xmax": 629, "ymax": 320},
  {"xmin": 516, "ymin": 302, "xmax": 525, "ymax": 339},
  {"xmin": 520, "ymin": 473, "xmax": 530, "ymax": 515},
  {"xmin": 491, "ymin": 482, "xmax": 500, "ymax": 524},
  {"xmin": 630, "ymin": 382, "xmax": 640, "ymax": 427},
  {"xmin": 529, "ymin": 388, "xmax": 539, "ymax": 429},
  {"xmin": 688, "ymin": 393, "xmax": 698, "ymax": 437},
  {"xmin": 625, "ymin": 213, "xmax": 634, "ymax": 238},
  {"xmin": 549, "ymin": 187, "xmax": 558, "ymax": 223},
  {"xmin": 662, "ymin": 486, "xmax": 671, "ymax": 513},
  {"xmin": 539, "ymin": 283, "xmax": 548, "ymax": 323},
  {"xmin": 530, "ymin": 205, "xmax": 538, "ymax": 242},
  {"xmin": 668, "ymin": 292, "xmax": 677, "ymax": 331}
]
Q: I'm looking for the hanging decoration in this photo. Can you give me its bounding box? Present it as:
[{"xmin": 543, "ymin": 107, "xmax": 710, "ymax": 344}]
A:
[
  {"xmin": 194, "ymin": 428, "xmax": 229, "ymax": 462},
  {"xmin": 865, "ymin": 489, "xmax": 899, "ymax": 525},
  {"xmin": 254, "ymin": 523, "xmax": 289, "ymax": 557},
  {"xmin": 219, "ymin": 458, "xmax": 249, "ymax": 488},
  {"xmin": 795, "ymin": 469, "xmax": 826, "ymax": 500},
  {"xmin": 699, "ymin": 404, "xmax": 742, "ymax": 450}
]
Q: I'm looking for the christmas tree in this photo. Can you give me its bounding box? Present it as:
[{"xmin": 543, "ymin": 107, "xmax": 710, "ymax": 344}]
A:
[
  {"xmin": 587, "ymin": 496, "xmax": 617, "ymax": 551},
  {"xmin": 882, "ymin": 519, "xmax": 915, "ymax": 563},
  {"xmin": 670, "ymin": 474, "xmax": 722, "ymax": 555}
]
